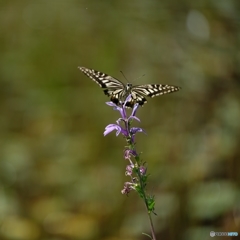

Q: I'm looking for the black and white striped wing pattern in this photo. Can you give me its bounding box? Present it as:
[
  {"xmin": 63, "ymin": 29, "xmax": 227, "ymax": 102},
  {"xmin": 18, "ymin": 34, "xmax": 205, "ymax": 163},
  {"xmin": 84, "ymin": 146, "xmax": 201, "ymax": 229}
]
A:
[
  {"xmin": 79, "ymin": 66, "xmax": 181, "ymax": 108},
  {"xmin": 128, "ymin": 84, "xmax": 180, "ymax": 107},
  {"xmin": 78, "ymin": 66, "xmax": 126, "ymax": 105}
]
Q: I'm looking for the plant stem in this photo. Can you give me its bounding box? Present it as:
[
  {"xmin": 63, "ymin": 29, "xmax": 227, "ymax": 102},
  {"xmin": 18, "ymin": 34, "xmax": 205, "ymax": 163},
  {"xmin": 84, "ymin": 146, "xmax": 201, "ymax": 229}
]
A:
[{"xmin": 147, "ymin": 208, "xmax": 156, "ymax": 240}]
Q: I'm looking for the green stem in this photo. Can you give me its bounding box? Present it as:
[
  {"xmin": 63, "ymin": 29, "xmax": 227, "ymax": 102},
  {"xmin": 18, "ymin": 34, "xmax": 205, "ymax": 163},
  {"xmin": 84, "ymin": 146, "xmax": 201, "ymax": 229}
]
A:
[
  {"xmin": 125, "ymin": 122, "xmax": 156, "ymax": 240},
  {"xmin": 129, "ymin": 144, "xmax": 156, "ymax": 239}
]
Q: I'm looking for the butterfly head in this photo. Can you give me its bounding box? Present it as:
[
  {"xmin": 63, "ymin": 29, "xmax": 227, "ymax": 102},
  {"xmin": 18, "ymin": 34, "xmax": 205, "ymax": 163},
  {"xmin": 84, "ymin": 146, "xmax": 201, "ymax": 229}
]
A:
[{"xmin": 126, "ymin": 83, "xmax": 132, "ymax": 91}]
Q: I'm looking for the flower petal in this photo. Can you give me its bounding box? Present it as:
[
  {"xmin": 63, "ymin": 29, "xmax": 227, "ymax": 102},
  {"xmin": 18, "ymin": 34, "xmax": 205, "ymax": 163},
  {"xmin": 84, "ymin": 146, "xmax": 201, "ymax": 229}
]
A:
[
  {"xmin": 131, "ymin": 103, "xmax": 139, "ymax": 116},
  {"xmin": 104, "ymin": 124, "xmax": 128, "ymax": 137},
  {"xmin": 106, "ymin": 101, "xmax": 117, "ymax": 107},
  {"xmin": 123, "ymin": 94, "xmax": 132, "ymax": 108},
  {"xmin": 130, "ymin": 127, "xmax": 146, "ymax": 135},
  {"xmin": 128, "ymin": 116, "xmax": 140, "ymax": 122},
  {"xmin": 103, "ymin": 124, "xmax": 121, "ymax": 136},
  {"xmin": 139, "ymin": 166, "xmax": 147, "ymax": 175}
]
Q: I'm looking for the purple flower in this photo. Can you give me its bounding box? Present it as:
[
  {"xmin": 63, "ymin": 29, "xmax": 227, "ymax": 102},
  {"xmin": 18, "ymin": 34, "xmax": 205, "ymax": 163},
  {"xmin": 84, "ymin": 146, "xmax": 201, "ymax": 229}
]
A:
[
  {"xmin": 123, "ymin": 94, "xmax": 132, "ymax": 108},
  {"xmin": 125, "ymin": 165, "xmax": 133, "ymax": 176},
  {"xmin": 106, "ymin": 95, "xmax": 140, "ymax": 121},
  {"xmin": 131, "ymin": 103, "xmax": 139, "ymax": 117},
  {"xmin": 130, "ymin": 127, "xmax": 146, "ymax": 135},
  {"xmin": 104, "ymin": 124, "xmax": 128, "ymax": 137},
  {"xmin": 124, "ymin": 149, "xmax": 137, "ymax": 159},
  {"xmin": 104, "ymin": 95, "xmax": 145, "ymax": 140},
  {"xmin": 129, "ymin": 127, "xmax": 146, "ymax": 142},
  {"xmin": 121, "ymin": 182, "xmax": 135, "ymax": 195},
  {"xmin": 128, "ymin": 103, "xmax": 140, "ymax": 122},
  {"xmin": 106, "ymin": 101, "xmax": 127, "ymax": 119},
  {"xmin": 139, "ymin": 166, "xmax": 147, "ymax": 175}
]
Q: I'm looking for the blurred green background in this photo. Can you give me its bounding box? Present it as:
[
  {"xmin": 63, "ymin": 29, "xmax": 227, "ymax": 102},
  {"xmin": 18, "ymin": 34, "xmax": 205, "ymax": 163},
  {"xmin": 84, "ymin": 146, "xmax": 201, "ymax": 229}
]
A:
[{"xmin": 0, "ymin": 1, "xmax": 240, "ymax": 240}]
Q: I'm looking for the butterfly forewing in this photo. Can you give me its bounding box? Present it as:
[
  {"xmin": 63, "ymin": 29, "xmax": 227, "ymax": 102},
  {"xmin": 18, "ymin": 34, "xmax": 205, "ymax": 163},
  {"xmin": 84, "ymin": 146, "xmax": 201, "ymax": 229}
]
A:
[
  {"xmin": 133, "ymin": 84, "xmax": 180, "ymax": 98},
  {"xmin": 79, "ymin": 66, "xmax": 126, "ymax": 105},
  {"xmin": 78, "ymin": 66, "xmax": 180, "ymax": 107},
  {"xmin": 79, "ymin": 67, "xmax": 124, "ymax": 89}
]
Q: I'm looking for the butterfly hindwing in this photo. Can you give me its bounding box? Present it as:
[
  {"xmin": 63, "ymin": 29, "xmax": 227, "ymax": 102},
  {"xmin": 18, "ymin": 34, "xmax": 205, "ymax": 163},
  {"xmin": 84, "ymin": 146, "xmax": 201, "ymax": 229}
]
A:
[{"xmin": 104, "ymin": 88, "xmax": 125, "ymax": 106}]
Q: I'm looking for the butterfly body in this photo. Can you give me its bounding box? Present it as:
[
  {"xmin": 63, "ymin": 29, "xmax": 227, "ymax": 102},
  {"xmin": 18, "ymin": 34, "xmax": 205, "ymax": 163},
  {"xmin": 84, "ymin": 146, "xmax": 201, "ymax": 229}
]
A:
[{"xmin": 79, "ymin": 66, "xmax": 180, "ymax": 108}]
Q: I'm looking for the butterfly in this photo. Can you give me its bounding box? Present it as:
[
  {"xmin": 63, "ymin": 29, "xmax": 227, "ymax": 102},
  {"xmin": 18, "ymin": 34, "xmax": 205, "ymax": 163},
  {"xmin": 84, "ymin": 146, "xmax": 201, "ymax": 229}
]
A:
[{"xmin": 79, "ymin": 66, "xmax": 180, "ymax": 108}]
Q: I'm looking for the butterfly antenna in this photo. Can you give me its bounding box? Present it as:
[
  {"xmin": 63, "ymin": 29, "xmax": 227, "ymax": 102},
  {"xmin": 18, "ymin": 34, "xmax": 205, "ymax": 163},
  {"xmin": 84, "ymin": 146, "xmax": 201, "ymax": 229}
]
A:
[
  {"xmin": 135, "ymin": 74, "xmax": 145, "ymax": 81},
  {"xmin": 132, "ymin": 73, "xmax": 146, "ymax": 84},
  {"xmin": 120, "ymin": 70, "xmax": 128, "ymax": 83},
  {"xmin": 120, "ymin": 71, "xmax": 145, "ymax": 83}
]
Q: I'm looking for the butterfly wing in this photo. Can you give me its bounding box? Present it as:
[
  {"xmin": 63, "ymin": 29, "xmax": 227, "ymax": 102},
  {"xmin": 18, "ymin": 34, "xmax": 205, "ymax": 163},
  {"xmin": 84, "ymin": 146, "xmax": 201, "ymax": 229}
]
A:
[
  {"xmin": 124, "ymin": 91, "xmax": 147, "ymax": 108},
  {"xmin": 79, "ymin": 67, "xmax": 125, "ymax": 105},
  {"xmin": 130, "ymin": 84, "xmax": 181, "ymax": 106}
]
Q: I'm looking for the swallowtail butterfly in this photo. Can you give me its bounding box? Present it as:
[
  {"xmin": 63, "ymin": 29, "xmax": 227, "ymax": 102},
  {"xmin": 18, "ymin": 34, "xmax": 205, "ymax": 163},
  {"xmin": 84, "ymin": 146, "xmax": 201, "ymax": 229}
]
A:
[{"xmin": 79, "ymin": 66, "xmax": 180, "ymax": 108}]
